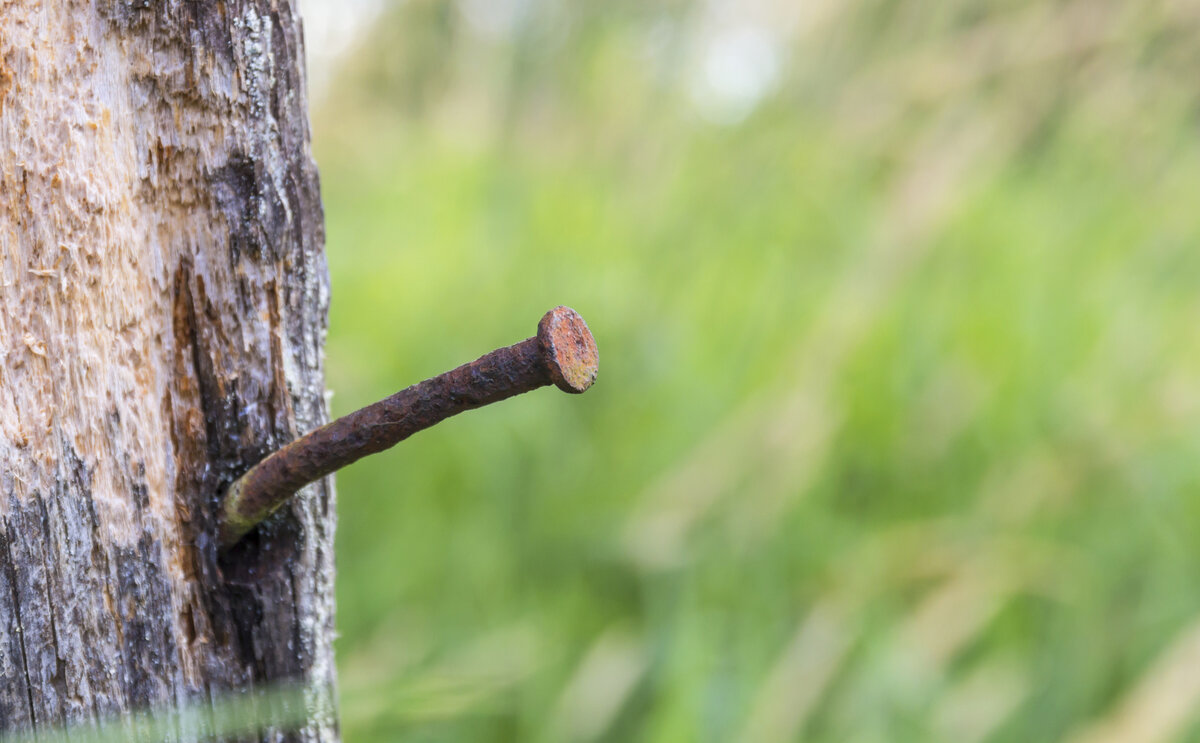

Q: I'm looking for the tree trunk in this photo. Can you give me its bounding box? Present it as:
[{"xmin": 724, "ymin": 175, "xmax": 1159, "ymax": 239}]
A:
[{"xmin": 0, "ymin": 1, "xmax": 336, "ymax": 739}]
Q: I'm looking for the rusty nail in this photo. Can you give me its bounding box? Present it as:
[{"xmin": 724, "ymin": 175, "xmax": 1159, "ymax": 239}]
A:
[{"xmin": 219, "ymin": 305, "xmax": 598, "ymax": 549}]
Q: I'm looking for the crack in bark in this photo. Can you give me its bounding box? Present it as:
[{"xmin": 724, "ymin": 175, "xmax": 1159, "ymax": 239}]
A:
[
  {"xmin": 33, "ymin": 495, "xmax": 66, "ymax": 713},
  {"xmin": 2, "ymin": 517, "xmax": 37, "ymax": 730}
]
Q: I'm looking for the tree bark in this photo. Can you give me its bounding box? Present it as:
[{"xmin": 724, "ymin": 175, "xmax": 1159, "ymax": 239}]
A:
[{"xmin": 0, "ymin": 1, "xmax": 336, "ymax": 739}]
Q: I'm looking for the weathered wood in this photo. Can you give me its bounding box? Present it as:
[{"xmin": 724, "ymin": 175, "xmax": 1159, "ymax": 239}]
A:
[{"xmin": 0, "ymin": 1, "xmax": 336, "ymax": 739}]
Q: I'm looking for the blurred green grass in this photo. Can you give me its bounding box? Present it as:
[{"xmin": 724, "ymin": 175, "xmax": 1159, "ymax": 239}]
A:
[{"xmin": 312, "ymin": 1, "xmax": 1200, "ymax": 740}]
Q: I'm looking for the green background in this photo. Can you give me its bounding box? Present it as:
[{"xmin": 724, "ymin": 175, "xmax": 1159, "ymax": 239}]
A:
[{"xmin": 311, "ymin": 2, "xmax": 1200, "ymax": 740}]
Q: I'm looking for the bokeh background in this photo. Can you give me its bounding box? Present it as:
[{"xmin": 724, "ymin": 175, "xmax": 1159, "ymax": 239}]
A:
[{"xmin": 299, "ymin": 1, "xmax": 1200, "ymax": 741}]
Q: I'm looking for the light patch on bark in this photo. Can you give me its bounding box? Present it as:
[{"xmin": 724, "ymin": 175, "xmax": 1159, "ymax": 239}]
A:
[{"xmin": 0, "ymin": 2, "xmax": 163, "ymax": 528}]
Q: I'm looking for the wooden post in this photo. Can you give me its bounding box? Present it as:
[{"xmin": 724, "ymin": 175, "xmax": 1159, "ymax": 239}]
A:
[{"xmin": 0, "ymin": 1, "xmax": 337, "ymax": 739}]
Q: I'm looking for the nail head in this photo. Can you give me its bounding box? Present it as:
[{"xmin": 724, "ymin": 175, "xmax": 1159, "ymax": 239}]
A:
[{"xmin": 537, "ymin": 306, "xmax": 599, "ymax": 394}]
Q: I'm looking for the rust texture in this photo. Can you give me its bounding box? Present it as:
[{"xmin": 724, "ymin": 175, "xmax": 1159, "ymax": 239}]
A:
[{"xmin": 220, "ymin": 306, "xmax": 598, "ymax": 548}]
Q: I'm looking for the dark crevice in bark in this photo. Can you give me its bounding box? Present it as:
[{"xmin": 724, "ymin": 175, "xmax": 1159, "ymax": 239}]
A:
[
  {"xmin": 182, "ymin": 268, "xmax": 233, "ymax": 476},
  {"xmin": 32, "ymin": 496, "xmax": 66, "ymax": 714},
  {"xmin": 212, "ymin": 151, "xmax": 268, "ymax": 264},
  {"xmin": 1, "ymin": 518, "xmax": 37, "ymax": 729}
]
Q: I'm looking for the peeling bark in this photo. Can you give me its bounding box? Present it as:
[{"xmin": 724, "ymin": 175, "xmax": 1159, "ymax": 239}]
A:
[{"xmin": 0, "ymin": 1, "xmax": 336, "ymax": 740}]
